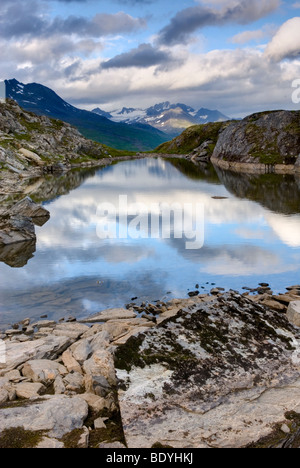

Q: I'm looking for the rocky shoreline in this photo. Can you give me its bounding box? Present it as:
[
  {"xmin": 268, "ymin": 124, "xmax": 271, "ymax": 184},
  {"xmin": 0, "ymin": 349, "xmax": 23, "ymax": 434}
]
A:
[
  {"xmin": 1, "ymin": 284, "xmax": 300, "ymax": 448},
  {"xmin": 211, "ymin": 156, "xmax": 300, "ymax": 175}
]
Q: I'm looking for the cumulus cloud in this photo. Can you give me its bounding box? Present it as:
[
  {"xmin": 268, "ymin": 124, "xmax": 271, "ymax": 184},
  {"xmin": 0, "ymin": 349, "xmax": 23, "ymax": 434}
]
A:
[
  {"xmin": 101, "ymin": 43, "xmax": 173, "ymax": 69},
  {"xmin": 265, "ymin": 17, "xmax": 300, "ymax": 61},
  {"xmin": 157, "ymin": 0, "xmax": 280, "ymax": 46}
]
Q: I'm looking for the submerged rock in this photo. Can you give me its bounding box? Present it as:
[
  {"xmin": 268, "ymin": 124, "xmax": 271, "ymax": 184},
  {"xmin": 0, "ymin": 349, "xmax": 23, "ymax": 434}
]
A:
[{"xmin": 115, "ymin": 292, "xmax": 300, "ymax": 448}]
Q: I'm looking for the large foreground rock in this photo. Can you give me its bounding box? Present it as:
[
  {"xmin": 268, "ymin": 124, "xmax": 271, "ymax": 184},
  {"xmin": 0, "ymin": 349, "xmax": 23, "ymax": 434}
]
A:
[
  {"xmin": 0, "ymin": 395, "xmax": 88, "ymax": 439},
  {"xmin": 115, "ymin": 292, "xmax": 300, "ymax": 448}
]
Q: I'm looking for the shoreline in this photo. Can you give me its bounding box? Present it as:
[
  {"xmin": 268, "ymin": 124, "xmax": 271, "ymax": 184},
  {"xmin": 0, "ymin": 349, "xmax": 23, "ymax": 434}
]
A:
[
  {"xmin": 0, "ymin": 283, "xmax": 300, "ymax": 448},
  {"xmin": 211, "ymin": 156, "xmax": 300, "ymax": 175}
]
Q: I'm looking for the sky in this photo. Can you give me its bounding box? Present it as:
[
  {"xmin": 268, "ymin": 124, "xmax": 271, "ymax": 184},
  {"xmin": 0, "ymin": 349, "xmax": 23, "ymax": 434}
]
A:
[{"xmin": 0, "ymin": 0, "xmax": 300, "ymax": 117}]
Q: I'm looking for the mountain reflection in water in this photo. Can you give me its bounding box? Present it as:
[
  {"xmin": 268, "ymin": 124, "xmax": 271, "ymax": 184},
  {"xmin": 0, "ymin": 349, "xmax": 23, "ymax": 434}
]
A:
[{"xmin": 0, "ymin": 158, "xmax": 299, "ymax": 328}]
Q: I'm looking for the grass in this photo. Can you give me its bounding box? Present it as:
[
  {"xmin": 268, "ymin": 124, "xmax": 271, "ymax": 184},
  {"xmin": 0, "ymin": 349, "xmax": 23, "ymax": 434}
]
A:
[{"xmin": 0, "ymin": 427, "xmax": 45, "ymax": 449}]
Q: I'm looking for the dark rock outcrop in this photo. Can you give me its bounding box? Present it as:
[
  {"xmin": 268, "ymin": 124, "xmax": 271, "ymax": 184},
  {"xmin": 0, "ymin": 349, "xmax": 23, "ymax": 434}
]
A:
[{"xmin": 213, "ymin": 110, "xmax": 300, "ymax": 166}]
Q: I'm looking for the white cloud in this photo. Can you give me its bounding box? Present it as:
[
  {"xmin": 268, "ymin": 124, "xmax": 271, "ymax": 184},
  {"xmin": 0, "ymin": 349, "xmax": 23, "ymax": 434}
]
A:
[
  {"xmin": 265, "ymin": 17, "xmax": 300, "ymax": 61},
  {"xmin": 266, "ymin": 214, "xmax": 300, "ymax": 248},
  {"xmin": 231, "ymin": 29, "xmax": 265, "ymax": 44}
]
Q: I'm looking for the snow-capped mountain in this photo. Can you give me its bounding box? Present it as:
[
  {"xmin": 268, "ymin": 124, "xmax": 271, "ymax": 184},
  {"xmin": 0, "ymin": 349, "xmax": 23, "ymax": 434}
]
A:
[
  {"xmin": 93, "ymin": 101, "xmax": 230, "ymax": 136},
  {"xmin": 5, "ymin": 79, "xmax": 170, "ymax": 151}
]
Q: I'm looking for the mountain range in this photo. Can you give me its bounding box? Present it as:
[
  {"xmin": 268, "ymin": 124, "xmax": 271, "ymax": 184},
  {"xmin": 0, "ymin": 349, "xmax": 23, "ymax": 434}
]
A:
[
  {"xmin": 5, "ymin": 79, "xmax": 169, "ymax": 152},
  {"xmin": 5, "ymin": 79, "xmax": 230, "ymax": 150},
  {"xmin": 92, "ymin": 102, "xmax": 230, "ymax": 136}
]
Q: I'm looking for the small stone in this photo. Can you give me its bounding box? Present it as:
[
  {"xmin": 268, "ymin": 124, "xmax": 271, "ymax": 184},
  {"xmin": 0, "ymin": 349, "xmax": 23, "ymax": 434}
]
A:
[
  {"xmin": 32, "ymin": 320, "xmax": 56, "ymax": 330},
  {"xmin": 24, "ymin": 326, "xmax": 34, "ymax": 336},
  {"xmin": 40, "ymin": 315, "xmax": 48, "ymax": 319},
  {"xmin": 71, "ymin": 339, "xmax": 92, "ymax": 365},
  {"xmin": 20, "ymin": 318, "xmax": 31, "ymax": 327},
  {"xmin": 94, "ymin": 417, "xmax": 107, "ymax": 430},
  {"xmin": 62, "ymin": 350, "xmax": 82, "ymax": 375},
  {"xmin": 188, "ymin": 291, "xmax": 199, "ymax": 297},
  {"xmin": 5, "ymin": 329, "xmax": 22, "ymax": 336},
  {"xmin": 66, "ymin": 316, "xmax": 76, "ymax": 323},
  {"xmin": 14, "ymin": 382, "xmax": 45, "ymax": 399},
  {"xmin": 84, "ymin": 374, "xmax": 111, "ymax": 397},
  {"xmin": 77, "ymin": 393, "xmax": 109, "ymax": 413},
  {"xmin": 54, "ymin": 375, "xmax": 66, "ymax": 395},
  {"xmin": 281, "ymin": 424, "xmax": 291, "ymax": 434},
  {"xmin": 63, "ymin": 372, "xmax": 84, "ymax": 393},
  {"xmin": 0, "ymin": 388, "xmax": 9, "ymax": 405}
]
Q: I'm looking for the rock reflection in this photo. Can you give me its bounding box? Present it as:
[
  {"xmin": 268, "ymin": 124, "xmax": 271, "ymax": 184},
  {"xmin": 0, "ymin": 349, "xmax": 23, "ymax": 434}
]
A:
[
  {"xmin": 215, "ymin": 167, "xmax": 300, "ymax": 215},
  {"xmin": 0, "ymin": 240, "xmax": 36, "ymax": 268}
]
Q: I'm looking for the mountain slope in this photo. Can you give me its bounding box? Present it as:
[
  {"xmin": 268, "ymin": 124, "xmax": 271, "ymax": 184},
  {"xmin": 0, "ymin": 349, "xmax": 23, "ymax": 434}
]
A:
[
  {"xmin": 93, "ymin": 101, "xmax": 230, "ymax": 136},
  {"xmin": 155, "ymin": 110, "xmax": 300, "ymax": 169},
  {"xmin": 5, "ymin": 79, "xmax": 169, "ymax": 151},
  {"xmin": 0, "ymin": 98, "xmax": 111, "ymax": 179},
  {"xmin": 155, "ymin": 121, "xmax": 232, "ymax": 156}
]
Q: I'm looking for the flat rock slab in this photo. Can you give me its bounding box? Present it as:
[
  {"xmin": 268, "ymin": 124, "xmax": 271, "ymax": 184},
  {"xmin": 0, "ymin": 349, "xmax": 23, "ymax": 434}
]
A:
[
  {"xmin": 83, "ymin": 308, "xmax": 136, "ymax": 323},
  {"xmin": 0, "ymin": 335, "xmax": 73, "ymax": 374},
  {"xmin": 115, "ymin": 292, "xmax": 300, "ymax": 448},
  {"xmin": 52, "ymin": 323, "xmax": 90, "ymax": 340},
  {"xmin": 0, "ymin": 395, "xmax": 88, "ymax": 439}
]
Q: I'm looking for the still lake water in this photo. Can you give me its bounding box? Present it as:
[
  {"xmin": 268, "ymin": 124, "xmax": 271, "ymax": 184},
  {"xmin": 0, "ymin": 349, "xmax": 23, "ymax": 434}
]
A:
[{"xmin": 0, "ymin": 157, "xmax": 300, "ymax": 328}]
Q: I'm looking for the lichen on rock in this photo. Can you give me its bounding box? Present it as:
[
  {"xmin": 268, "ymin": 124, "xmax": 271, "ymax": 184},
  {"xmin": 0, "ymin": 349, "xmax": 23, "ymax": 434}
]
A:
[{"xmin": 115, "ymin": 292, "xmax": 300, "ymax": 448}]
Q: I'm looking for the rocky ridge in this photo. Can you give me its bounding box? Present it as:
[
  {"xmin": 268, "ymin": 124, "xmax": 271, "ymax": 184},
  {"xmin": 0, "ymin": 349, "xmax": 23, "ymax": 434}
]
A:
[
  {"xmin": 212, "ymin": 111, "xmax": 300, "ymax": 167},
  {"xmin": 1, "ymin": 285, "xmax": 300, "ymax": 448},
  {"xmin": 155, "ymin": 110, "xmax": 300, "ymax": 173},
  {"xmin": 0, "ymin": 99, "xmax": 111, "ymax": 181}
]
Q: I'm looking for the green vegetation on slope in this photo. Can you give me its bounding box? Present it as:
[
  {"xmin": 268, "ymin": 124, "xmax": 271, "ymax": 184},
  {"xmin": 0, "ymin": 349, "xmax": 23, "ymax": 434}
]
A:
[{"xmin": 155, "ymin": 121, "xmax": 232, "ymax": 154}]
